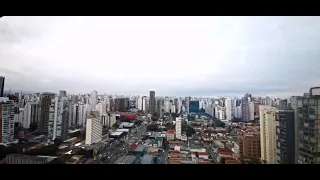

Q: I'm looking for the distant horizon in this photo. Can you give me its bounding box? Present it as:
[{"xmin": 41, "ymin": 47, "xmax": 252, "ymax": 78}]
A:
[
  {"xmin": 3, "ymin": 88, "xmax": 306, "ymax": 99},
  {"xmin": 1, "ymin": 16, "xmax": 319, "ymax": 97}
]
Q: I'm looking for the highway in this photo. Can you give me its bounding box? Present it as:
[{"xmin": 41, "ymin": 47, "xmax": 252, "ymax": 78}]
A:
[{"xmin": 91, "ymin": 121, "xmax": 150, "ymax": 164}]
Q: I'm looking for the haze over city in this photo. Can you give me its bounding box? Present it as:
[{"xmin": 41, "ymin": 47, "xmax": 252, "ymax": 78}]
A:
[{"xmin": 1, "ymin": 16, "xmax": 320, "ymax": 97}]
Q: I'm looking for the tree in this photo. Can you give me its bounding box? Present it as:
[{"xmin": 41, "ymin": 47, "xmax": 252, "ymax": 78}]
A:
[
  {"xmin": 164, "ymin": 123, "xmax": 173, "ymax": 129},
  {"xmin": 29, "ymin": 122, "xmax": 38, "ymax": 132},
  {"xmin": 220, "ymin": 157, "xmax": 226, "ymax": 164},
  {"xmin": 53, "ymin": 138, "xmax": 63, "ymax": 146},
  {"xmin": 135, "ymin": 120, "xmax": 143, "ymax": 126},
  {"xmin": 247, "ymin": 157, "xmax": 263, "ymax": 164},
  {"xmin": 0, "ymin": 145, "xmax": 18, "ymax": 159},
  {"xmin": 181, "ymin": 121, "xmax": 188, "ymax": 132},
  {"xmin": 195, "ymin": 152, "xmax": 199, "ymax": 158},
  {"xmin": 112, "ymin": 123, "xmax": 120, "ymax": 129},
  {"xmin": 24, "ymin": 144, "xmax": 58, "ymax": 156},
  {"xmin": 119, "ymin": 117, "xmax": 131, "ymax": 122},
  {"xmin": 186, "ymin": 126, "xmax": 195, "ymax": 137},
  {"xmin": 147, "ymin": 124, "xmax": 158, "ymax": 131},
  {"xmin": 214, "ymin": 120, "xmax": 225, "ymax": 128}
]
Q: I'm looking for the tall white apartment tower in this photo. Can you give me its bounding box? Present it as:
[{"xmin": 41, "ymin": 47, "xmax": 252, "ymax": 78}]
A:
[
  {"xmin": 90, "ymin": 90, "xmax": 98, "ymax": 111},
  {"xmin": 175, "ymin": 117, "xmax": 182, "ymax": 140},
  {"xmin": 85, "ymin": 117, "xmax": 102, "ymax": 145},
  {"xmin": 260, "ymin": 105, "xmax": 279, "ymax": 164},
  {"xmin": 225, "ymin": 98, "xmax": 235, "ymax": 121}
]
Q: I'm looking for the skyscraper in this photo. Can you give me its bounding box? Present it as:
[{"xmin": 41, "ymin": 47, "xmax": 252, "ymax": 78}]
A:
[
  {"xmin": 39, "ymin": 93, "xmax": 55, "ymax": 134},
  {"xmin": 276, "ymin": 109, "xmax": 295, "ymax": 164},
  {"xmin": 225, "ymin": 98, "xmax": 235, "ymax": 121},
  {"xmin": 241, "ymin": 93, "xmax": 252, "ymax": 122},
  {"xmin": 297, "ymin": 87, "xmax": 320, "ymax": 164},
  {"xmin": 149, "ymin": 91, "xmax": 156, "ymax": 115},
  {"xmin": 260, "ymin": 105, "xmax": 279, "ymax": 164},
  {"xmin": 189, "ymin": 101, "xmax": 200, "ymax": 113},
  {"xmin": 48, "ymin": 96, "xmax": 69, "ymax": 140},
  {"xmin": 0, "ymin": 76, "xmax": 4, "ymax": 97},
  {"xmin": 90, "ymin": 90, "xmax": 98, "ymax": 111},
  {"xmin": 0, "ymin": 97, "xmax": 15, "ymax": 144},
  {"xmin": 85, "ymin": 117, "xmax": 102, "ymax": 145},
  {"xmin": 175, "ymin": 117, "xmax": 182, "ymax": 140}
]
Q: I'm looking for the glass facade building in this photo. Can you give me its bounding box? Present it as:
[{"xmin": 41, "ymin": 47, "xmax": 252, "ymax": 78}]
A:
[{"xmin": 189, "ymin": 101, "xmax": 200, "ymax": 113}]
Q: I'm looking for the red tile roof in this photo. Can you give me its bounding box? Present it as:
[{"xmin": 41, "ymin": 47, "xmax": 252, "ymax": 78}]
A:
[
  {"xmin": 167, "ymin": 130, "xmax": 175, "ymax": 134},
  {"xmin": 192, "ymin": 152, "xmax": 208, "ymax": 156},
  {"xmin": 225, "ymin": 160, "xmax": 242, "ymax": 164},
  {"xmin": 129, "ymin": 144, "xmax": 138, "ymax": 151}
]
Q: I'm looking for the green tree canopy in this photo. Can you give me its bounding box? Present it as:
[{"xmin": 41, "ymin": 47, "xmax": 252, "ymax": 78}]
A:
[
  {"xmin": 53, "ymin": 138, "xmax": 63, "ymax": 146},
  {"xmin": 135, "ymin": 120, "xmax": 143, "ymax": 126},
  {"xmin": 112, "ymin": 123, "xmax": 120, "ymax": 129},
  {"xmin": 147, "ymin": 124, "xmax": 158, "ymax": 131},
  {"xmin": 119, "ymin": 117, "xmax": 131, "ymax": 122}
]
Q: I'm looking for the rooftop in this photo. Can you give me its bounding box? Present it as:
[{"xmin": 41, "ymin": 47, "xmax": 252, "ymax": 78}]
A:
[
  {"xmin": 141, "ymin": 155, "xmax": 154, "ymax": 164},
  {"xmin": 225, "ymin": 159, "xmax": 242, "ymax": 164},
  {"xmin": 114, "ymin": 155, "xmax": 136, "ymax": 164},
  {"xmin": 111, "ymin": 131, "xmax": 123, "ymax": 136}
]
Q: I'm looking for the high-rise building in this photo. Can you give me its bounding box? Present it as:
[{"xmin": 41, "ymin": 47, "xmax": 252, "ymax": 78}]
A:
[
  {"xmin": 249, "ymin": 102, "xmax": 255, "ymax": 121},
  {"xmin": 225, "ymin": 98, "xmax": 235, "ymax": 121},
  {"xmin": 78, "ymin": 104, "xmax": 88, "ymax": 127},
  {"xmin": 68, "ymin": 101, "xmax": 73, "ymax": 127},
  {"xmin": 90, "ymin": 90, "xmax": 98, "ymax": 108},
  {"xmin": 109, "ymin": 113, "xmax": 117, "ymax": 127},
  {"xmin": 238, "ymin": 126, "xmax": 261, "ymax": 158},
  {"xmin": 101, "ymin": 114, "xmax": 109, "ymax": 127},
  {"xmin": 0, "ymin": 76, "xmax": 4, "ymax": 97},
  {"xmin": 241, "ymin": 94, "xmax": 251, "ymax": 122},
  {"xmin": 39, "ymin": 93, "xmax": 55, "ymax": 134},
  {"xmin": 175, "ymin": 117, "xmax": 182, "ymax": 140},
  {"xmin": 149, "ymin": 91, "xmax": 156, "ymax": 115},
  {"xmin": 289, "ymin": 96, "xmax": 301, "ymax": 164},
  {"xmin": 0, "ymin": 97, "xmax": 15, "ymax": 144},
  {"xmin": 235, "ymin": 106, "xmax": 242, "ymax": 119},
  {"xmin": 138, "ymin": 96, "xmax": 147, "ymax": 111},
  {"xmin": 30, "ymin": 102, "xmax": 39, "ymax": 124},
  {"xmin": 276, "ymin": 109, "xmax": 295, "ymax": 164},
  {"xmin": 260, "ymin": 105, "xmax": 279, "ymax": 164},
  {"xmin": 279, "ymin": 99, "xmax": 288, "ymax": 110},
  {"xmin": 48, "ymin": 96, "xmax": 69, "ymax": 140},
  {"xmin": 85, "ymin": 117, "xmax": 102, "ymax": 145},
  {"xmin": 23, "ymin": 102, "xmax": 32, "ymax": 129},
  {"xmin": 297, "ymin": 87, "xmax": 320, "ymax": 164},
  {"xmin": 189, "ymin": 101, "xmax": 200, "ymax": 113},
  {"xmin": 156, "ymin": 98, "xmax": 163, "ymax": 118},
  {"xmin": 59, "ymin": 90, "xmax": 67, "ymax": 97}
]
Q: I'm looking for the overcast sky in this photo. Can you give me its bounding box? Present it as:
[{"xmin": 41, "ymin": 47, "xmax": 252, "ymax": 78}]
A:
[{"xmin": 0, "ymin": 16, "xmax": 319, "ymax": 97}]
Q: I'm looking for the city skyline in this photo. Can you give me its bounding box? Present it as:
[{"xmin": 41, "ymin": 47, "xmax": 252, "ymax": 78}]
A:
[{"xmin": 1, "ymin": 16, "xmax": 320, "ymax": 97}]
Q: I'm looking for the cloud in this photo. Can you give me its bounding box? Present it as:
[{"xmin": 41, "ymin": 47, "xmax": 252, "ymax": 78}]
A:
[{"xmin": 0, "ymin": 16, "xmax": 319, "ymax": 97}]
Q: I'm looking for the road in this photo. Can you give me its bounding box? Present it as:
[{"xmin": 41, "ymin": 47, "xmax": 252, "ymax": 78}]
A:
[
  {"xmin": 91, "ymin": 141, "xmax": 125, "ymax": 164},
  {"xmin": 91, "ymin": 122, "xmax": 151, "ymax": 164},
  {"xmin": 105, "ymin": 124, "xmax": 147, "ymax": 164}
]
